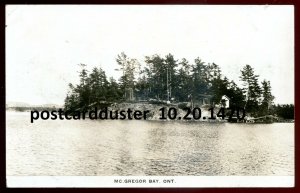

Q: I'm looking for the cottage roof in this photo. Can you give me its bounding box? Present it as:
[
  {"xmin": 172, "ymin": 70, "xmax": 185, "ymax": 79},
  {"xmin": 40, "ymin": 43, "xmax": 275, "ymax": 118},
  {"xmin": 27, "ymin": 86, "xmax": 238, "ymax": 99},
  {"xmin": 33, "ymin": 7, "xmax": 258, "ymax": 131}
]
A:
[{"xmin": 221, "ymin": 95, "xmax": 230, "ymax": 100}]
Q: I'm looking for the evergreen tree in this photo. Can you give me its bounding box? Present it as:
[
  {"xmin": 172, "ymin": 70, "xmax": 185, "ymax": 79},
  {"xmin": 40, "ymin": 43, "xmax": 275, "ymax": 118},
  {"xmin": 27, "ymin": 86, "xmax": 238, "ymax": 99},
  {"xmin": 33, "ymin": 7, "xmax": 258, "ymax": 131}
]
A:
[
  {"xmin": 209, "ymin": 77, "xmax": 229, "ymax": 104},
  {"xmin": 260, "ymin": 80, "xmax": 274, "ymax": 115},
  {"xmin": 240, "ymin": 64, "xmax": 261, "ymax": 114},
  {"xmin": 206, "ymin": 63, "xmax": 221, "ymax": 82},
  {"xmin": 77, "ymin": 63, "xmax": 91, "ymax": 110},
  {"xmin": 116, "ymin": 52, "xmax": 140, "ymax": 100},
  {"xmin": 226, "ymin": 80, "xmax": 245, "ymax": 108},
  {"xmin": 64, "ymin": 83, "xmax": 78, "ymax": 111},
  {"xmin": 144, "ymin": 54, "xmax": 166, "ymax": 99},
  {"xmin": 191, "ymin": 58, "xmax": 208, "ymax": 97},
  {"xmin": 107, "ymin": 77, "xmax": 122, "ymax": 101},
  {"xmin": 174, "ymin": 58, "xmax": 193, "ymax": 101}
]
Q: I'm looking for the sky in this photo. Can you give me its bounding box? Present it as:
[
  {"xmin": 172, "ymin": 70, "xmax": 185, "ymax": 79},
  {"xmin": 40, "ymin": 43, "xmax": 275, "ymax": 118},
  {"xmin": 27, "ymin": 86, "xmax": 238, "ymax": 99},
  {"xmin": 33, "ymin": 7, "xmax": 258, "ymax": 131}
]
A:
[{"xmin": 6, "ymin": 5, "xmax": 294, "ymax": 105}]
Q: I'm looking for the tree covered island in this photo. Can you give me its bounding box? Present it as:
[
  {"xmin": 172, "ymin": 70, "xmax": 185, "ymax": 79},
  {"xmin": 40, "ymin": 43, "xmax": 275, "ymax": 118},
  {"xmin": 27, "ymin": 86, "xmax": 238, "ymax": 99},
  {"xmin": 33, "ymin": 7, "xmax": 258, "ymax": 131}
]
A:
[{"xmin": 64, "ymin": 53, "xmax": 294, "ymax": 122}]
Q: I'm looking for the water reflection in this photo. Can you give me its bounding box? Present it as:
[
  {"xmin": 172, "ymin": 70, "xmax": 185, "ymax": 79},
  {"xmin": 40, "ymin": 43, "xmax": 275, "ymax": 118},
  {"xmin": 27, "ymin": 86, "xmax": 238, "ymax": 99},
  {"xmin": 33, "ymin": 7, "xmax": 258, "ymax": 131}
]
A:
[{"xmin": 6, "ymin": 112, "xmax": 294, "ymax": 176}]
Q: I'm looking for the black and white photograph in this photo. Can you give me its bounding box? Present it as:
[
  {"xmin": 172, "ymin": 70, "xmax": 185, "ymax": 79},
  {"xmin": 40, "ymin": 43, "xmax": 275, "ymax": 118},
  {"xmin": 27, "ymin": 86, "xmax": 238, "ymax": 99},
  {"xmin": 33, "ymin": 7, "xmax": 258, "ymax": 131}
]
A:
[{"xmin": 5, "ymin": 5, "xmax": 294, "ymax": 187}]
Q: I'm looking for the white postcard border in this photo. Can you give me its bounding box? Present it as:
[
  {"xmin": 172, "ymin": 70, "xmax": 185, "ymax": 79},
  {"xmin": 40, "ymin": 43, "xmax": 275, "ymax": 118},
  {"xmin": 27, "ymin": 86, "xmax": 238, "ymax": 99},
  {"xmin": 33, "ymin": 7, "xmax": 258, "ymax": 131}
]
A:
[{"xmin": 6, "ymin": 176, "xmax": 294, "ymax": 188}]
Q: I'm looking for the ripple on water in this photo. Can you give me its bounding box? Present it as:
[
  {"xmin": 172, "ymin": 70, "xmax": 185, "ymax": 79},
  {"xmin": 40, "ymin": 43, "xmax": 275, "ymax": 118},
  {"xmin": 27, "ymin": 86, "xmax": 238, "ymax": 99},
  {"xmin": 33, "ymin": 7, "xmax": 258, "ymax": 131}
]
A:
[{"xmin": 6, "ymin": 112, "xmax": 294, "ymax": 176}]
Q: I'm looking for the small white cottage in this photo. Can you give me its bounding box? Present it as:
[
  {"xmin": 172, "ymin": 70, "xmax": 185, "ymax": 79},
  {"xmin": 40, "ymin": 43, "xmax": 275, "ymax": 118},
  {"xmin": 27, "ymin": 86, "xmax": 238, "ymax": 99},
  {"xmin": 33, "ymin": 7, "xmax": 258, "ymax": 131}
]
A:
[{"xmin": 220, "ymin": 95, "xmax": 230, "ymax": 108}]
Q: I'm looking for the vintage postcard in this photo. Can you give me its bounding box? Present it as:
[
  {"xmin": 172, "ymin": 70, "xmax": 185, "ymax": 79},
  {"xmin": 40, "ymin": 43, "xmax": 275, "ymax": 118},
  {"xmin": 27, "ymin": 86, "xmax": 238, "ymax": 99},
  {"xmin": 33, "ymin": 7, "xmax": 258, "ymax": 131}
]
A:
[{"xmin": 5, "ymin": 5, "xmax": 294, "ymax": 187}]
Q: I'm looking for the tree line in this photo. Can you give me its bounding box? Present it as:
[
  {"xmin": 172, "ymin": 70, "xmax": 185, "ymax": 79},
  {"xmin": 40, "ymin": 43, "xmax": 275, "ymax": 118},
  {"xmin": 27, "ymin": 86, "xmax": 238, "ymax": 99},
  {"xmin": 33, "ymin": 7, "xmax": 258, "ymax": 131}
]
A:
[{"xmin": 64, "ymin": 52, "xmax": 293, "ymax": 119}]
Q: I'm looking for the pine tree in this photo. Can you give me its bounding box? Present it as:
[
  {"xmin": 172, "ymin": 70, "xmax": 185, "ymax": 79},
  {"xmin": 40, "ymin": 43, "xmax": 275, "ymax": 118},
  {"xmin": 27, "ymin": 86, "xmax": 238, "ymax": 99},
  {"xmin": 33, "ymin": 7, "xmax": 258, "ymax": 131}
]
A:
[
  {"xmin": 144, "ymin": 54, "xmax": 166, "ymax": 99},
  {"xmin": 191, "ymin": 58, "xmax": 208, "ymax": 97},
  {"xmin": 116, "ymin": 52, "xmax": 140, "ymax": 100},
  {"xmin": 260, "ymin": 80, "xmax": 274, "ymax": 115},
  {"xmin": 240, "ymin": 64, "xmax": 261, "ymax": 114}
]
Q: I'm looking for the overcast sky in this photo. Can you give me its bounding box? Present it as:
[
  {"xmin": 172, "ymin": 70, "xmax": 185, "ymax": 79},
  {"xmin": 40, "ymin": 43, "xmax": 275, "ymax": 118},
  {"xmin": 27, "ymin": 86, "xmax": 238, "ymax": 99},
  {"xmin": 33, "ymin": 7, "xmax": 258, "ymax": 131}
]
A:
[{"xmin": 6, "ymin": 5, "xmax": 294, "ymax": 105}]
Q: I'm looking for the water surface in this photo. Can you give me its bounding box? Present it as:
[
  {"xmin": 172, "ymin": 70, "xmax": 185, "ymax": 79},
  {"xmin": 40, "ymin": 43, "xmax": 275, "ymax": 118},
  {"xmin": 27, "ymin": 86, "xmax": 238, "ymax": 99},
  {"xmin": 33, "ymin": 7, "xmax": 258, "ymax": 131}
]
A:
[{"xmin": 6, "ymin": 112, "xmax": 294, "ymax": 176}]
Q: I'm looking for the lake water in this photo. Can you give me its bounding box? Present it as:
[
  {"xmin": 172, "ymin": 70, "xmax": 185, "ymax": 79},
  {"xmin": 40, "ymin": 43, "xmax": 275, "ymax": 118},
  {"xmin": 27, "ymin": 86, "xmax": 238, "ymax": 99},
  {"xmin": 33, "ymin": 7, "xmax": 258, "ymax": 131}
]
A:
[{"xmin": 6, "ymin": 111, "xmax": 294, "ymax": 176}]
